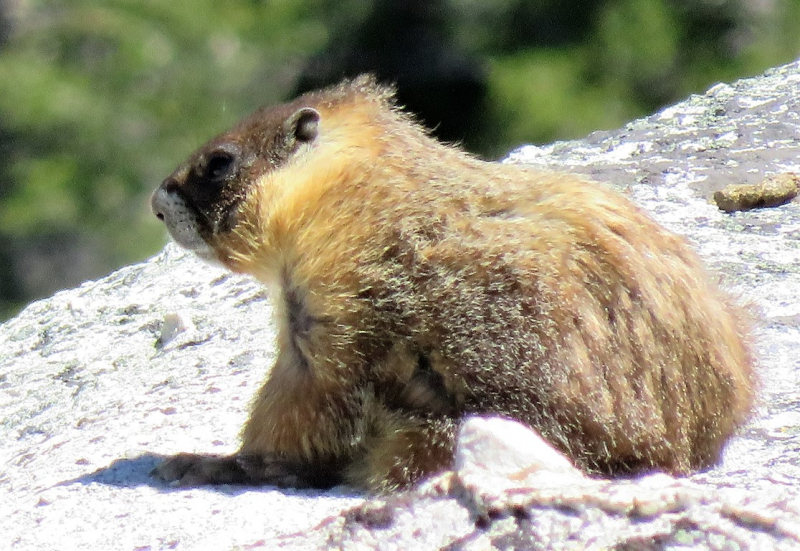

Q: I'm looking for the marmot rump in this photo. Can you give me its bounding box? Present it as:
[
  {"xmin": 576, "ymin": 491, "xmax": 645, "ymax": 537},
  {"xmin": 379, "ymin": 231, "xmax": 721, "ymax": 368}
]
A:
[{"xmin": 150, "ymin": 76, "xmax": 755, "ymax": 492}]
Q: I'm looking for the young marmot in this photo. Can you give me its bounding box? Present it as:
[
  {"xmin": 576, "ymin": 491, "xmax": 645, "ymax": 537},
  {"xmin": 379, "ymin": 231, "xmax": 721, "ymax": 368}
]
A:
[{"xmin": 150, "ymin": 76, "xmax": 755, "ymax": 492}]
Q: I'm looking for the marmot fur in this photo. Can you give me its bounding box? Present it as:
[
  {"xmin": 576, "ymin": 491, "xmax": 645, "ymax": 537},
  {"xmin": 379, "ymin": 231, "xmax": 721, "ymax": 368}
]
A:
[{"xmin": 150, "ymin": 76, "xmax": 755, "ymax": 492}]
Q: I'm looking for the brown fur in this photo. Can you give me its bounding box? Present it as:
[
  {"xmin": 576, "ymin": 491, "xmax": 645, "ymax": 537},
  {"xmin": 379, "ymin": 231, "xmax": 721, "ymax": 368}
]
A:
[{"xmin": 151, "ymin": 76, "xmax": 756, "ymax": 492}]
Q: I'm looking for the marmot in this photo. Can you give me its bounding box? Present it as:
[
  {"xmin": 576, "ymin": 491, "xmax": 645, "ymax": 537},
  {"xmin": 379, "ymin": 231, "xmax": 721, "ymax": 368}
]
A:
[{"xmin": 150, "ymin": 76, "xmax": 755, "ymax": 492}]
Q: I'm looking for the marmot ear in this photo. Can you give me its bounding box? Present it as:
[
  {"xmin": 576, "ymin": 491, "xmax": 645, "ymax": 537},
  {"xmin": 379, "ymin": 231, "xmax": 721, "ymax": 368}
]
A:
[{"xmin": 286, "ymin": 107, "xmax": 320, "ymax": 144}]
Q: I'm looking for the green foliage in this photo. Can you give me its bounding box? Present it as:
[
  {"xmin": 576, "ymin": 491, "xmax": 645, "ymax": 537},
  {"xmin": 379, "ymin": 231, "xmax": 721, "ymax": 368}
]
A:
[
  {"xmin": 1, "ymin": 0, "xmax": 799, "ymax": 316},
  {"xmin": 594, "ymin": 0, "xmax": 679, "ymax": 100},
  {"xmin": 489, "ymin": 49, "xmax": 637, "ymax": 149}
]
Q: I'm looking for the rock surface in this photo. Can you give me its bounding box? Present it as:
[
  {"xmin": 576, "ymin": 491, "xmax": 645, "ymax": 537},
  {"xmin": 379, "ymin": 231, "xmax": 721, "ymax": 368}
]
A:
[{"xmin": 4, "ymin": 61, "xmax": 800, "ymax": 550}]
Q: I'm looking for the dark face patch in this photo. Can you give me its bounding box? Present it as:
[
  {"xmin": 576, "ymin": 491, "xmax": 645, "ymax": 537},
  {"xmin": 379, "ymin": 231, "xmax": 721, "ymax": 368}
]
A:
[
  {"xmin": 157, "ymin": 142, "xmax": 245, "ymax": 239},
  {"xmin": 153, "ymin": 103, "xmax": 321, "ymax": 244}
]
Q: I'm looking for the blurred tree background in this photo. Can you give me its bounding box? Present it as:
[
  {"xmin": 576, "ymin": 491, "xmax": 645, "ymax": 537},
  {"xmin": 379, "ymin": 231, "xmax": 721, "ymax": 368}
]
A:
[{"xmin": 1, "ymin": 0, "xmax": 799, "ymax": 318}]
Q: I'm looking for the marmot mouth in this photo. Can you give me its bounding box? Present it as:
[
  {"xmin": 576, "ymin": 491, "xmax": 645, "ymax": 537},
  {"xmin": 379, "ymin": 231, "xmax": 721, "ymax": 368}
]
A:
[{"xmin": 151, "ymin": 187, "xmax": 217, "ymax": 261}]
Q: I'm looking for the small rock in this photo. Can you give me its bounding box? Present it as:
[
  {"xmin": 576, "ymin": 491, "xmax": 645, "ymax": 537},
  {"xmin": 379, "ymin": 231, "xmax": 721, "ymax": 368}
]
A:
[
  {"xmin": 713, "ymin": 172, "xmax": 799, "ymax": 212},
  {"xmin": 455, "ymin": 416, "xmax": 584, "ymax": 493},
  {"xmin": 155, "ymin": 311, "xmax": 195, "ymax": 348}
]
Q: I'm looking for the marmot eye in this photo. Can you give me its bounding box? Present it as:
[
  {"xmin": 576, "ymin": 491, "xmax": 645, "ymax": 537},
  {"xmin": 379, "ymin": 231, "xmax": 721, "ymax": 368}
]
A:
[{"xmin": 205, "ymin": 151, "xmax": 236, "ymax": 182}]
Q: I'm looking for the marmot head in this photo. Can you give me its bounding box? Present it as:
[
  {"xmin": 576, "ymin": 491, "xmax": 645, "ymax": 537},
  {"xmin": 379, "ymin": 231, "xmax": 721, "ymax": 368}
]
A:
[
  {"xmin": 151, "ymin": 102, "xmax": 321, "ymax": 264},
  {"xmin": 151, "ymin": 76, "xmax": 391, "ymax": 267}
]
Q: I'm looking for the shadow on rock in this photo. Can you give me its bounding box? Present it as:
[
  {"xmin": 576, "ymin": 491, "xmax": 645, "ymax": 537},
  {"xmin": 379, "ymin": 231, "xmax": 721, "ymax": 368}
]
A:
[
  {"xmin": 63, "ymin": 454, "xmax": 169, "ymax": 489},
  {"xmin": 63, "ymin": 453, "xmax": 360, "ymax": 498}
]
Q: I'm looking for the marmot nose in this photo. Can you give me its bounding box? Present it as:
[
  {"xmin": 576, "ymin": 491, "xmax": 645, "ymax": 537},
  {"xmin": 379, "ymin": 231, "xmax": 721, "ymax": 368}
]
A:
[
  {"xmin": 151, "ymin": 187, "xmax": 168, "ymax": 222},
  {"xmin": 152, "ymin": 176, "xmax": 184, "ymax": 221}
]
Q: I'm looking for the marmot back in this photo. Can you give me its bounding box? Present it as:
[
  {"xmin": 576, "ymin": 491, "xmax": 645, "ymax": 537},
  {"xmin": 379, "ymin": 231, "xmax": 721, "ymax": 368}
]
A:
[{"xmin": 151, "ymin": 76, "xmax": 756, "ymax": 492}]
